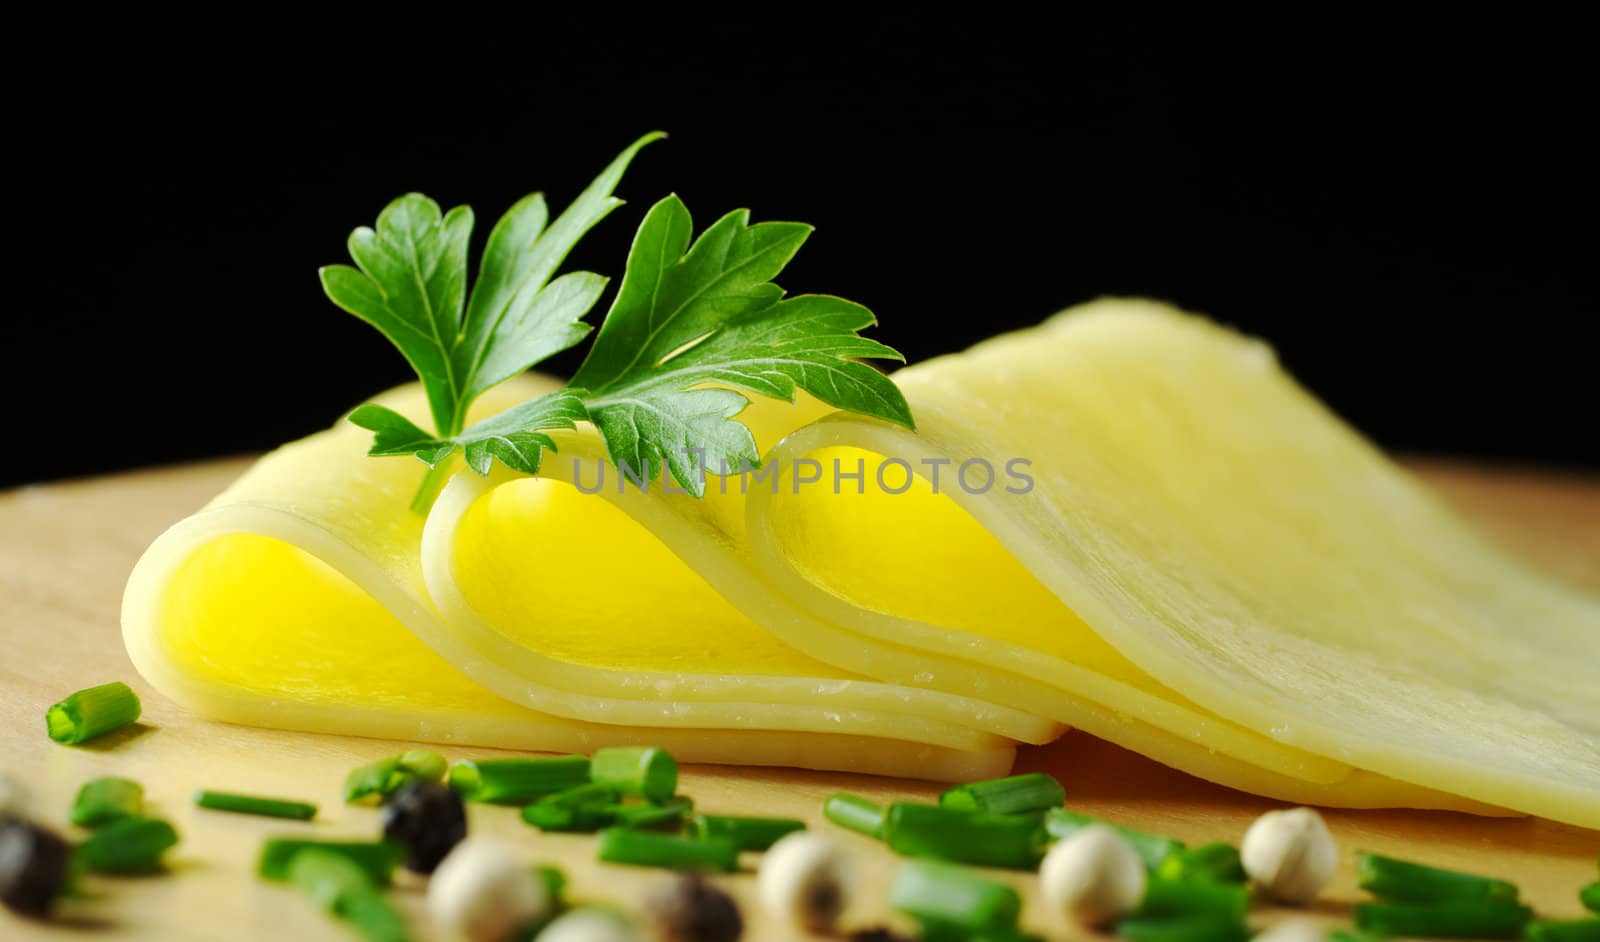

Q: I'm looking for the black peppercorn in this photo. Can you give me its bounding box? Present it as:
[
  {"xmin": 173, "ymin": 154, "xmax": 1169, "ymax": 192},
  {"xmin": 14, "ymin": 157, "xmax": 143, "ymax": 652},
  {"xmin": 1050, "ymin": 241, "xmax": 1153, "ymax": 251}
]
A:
[
  {"xmin": 0, "ymin": 816, "xmax": 73, "ymax": 918},
  {"xmin": 380, "ymin": 779, "xmax": 467, "ymax": 874},
  {"xmin": 648, "ymin": 873, "xmax": 743, "ymax": 942}
]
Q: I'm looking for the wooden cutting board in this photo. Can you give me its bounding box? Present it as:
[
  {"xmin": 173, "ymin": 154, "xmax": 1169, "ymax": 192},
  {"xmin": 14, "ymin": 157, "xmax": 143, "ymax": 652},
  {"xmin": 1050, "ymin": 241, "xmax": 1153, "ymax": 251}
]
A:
[{"xmin": 2, "ymin": 458, "xmax": 1597, "ymax": 941}]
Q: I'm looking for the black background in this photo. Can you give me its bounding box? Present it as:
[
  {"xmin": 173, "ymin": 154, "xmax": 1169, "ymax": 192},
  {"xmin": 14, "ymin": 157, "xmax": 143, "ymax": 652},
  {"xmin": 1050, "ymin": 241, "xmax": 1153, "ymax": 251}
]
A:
[{"xmin": 10, "ymin": 21, "xmax": 1596, "ymax": 489}]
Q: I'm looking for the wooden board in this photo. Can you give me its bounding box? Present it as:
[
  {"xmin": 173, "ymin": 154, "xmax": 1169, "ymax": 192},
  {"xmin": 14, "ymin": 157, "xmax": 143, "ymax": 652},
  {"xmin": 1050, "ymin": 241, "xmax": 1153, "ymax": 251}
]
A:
[{"xmin": 2, "ymin": 458, "xmax": 1597, "ymax": 940}]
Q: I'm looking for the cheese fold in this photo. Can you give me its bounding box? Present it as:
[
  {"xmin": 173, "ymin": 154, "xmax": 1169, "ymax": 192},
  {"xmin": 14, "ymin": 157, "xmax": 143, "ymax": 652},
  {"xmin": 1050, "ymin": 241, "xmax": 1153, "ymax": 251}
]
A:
[{"xmin": 122, "ymin": 298, "xmax": 1599, "ymax": 820}]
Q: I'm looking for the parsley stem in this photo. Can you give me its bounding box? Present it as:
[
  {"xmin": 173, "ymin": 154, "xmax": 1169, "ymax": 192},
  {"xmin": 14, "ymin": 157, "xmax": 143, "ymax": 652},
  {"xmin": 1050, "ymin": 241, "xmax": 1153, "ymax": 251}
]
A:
[
  {"xmin": 46, "ymin": 682, "xmax": 141, "ymax": 745},
  {"xmin": 410, "ymin": 455, "xmax": 459, "ymax": 514}
]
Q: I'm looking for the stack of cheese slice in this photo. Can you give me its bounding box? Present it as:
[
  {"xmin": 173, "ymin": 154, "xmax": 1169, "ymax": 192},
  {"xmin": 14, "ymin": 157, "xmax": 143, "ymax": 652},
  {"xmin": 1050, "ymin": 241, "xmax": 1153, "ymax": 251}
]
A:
[{"xmin": 122, "ymin": 299, "xmax": 1600, "ymax": 826}]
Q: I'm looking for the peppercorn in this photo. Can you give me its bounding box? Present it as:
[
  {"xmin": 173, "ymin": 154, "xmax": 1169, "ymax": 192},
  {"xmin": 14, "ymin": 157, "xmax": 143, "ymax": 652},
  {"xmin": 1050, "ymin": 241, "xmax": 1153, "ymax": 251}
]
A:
[
  {"xmin": 382, "ymin": 779, "xmax": 468, "ymax": 874},
  {"xmin": 647, "ymin": 874, "xmax": 743, "ymax": 942},
  {"xmin": 0, "ymin": 816, "xmax": 73, "ymax": 918}
]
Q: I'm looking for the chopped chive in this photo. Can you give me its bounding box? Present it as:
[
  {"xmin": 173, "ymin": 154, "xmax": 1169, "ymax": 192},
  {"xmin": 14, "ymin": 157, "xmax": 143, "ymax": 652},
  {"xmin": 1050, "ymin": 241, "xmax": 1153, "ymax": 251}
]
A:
[
  {"xmin": 258, "ymin": 839, "xmax": 401, "ymax": 886},
  {"xmin": 541, "ymin": 783, "xmax": 622, "ymax": 809},
  {"xmin": 289, "ymin": 849, "xmax": 408, "ymax": 942},
  {"xmin": 824, "ymin": 793, "xmax": 886, "ymax": 839},
  {"xmin": 1523, "ymin": 919, "xmax": 1600, "ymax": 942},
  {"xmin": 690, "ymin": 814, "xmax": 805, "ymax": 851},
  {"xmin": 590, "ymin": 747, "xmax": 677, "ymax": 802},
  {"xmin": 890, "ymin": 859, "xmax": 1022, "ymax": 937},
  {"xmin": 449, "ymin": 755, "xmax": 590, "ymax": 803},
  {"xmin": 1157, "ymin": 843, "xmax": 1246, "ymax": 884},
  {"xmin": 1356, "ymin": 852, "xmax": 1520, "ymax": 903},
  {"xmin": 1583, "ymin": 882, "xmax": 1600, "ymax": 914},
  {"xmin": 885, "ymin": 802, "xmax": 1044, "ymax": 870},
  {"xmin": 1329, "ymin": 931, "xmax": 1388, "ymax": 942},
  {"xmin": 1115, "ymin": 917, "xmax": 1249, "ymax": 942},
  {"xmin": 596, "ymin": 828, "xmax": 737, "ymax": 872},
  {"xmin": 194, "ymin": 790, "xmax": 317, "ymax": 820},
  {"xmin": 614, "ymin": 796, "xmax": 694, "ymax": 831},
  {"xmin": 1045, "ymin": 809, "xmax": 1185, "ymax": 870},
  {"xmin": 1355, "ymin": 900, "xmax": 1534, "ymax": 938},
  {"xmin": 522, "ymin": 802, "xmax": 617, "ymax": 833},
  {"xmin": 46, "ymin": 682, "xmax": 141, "ymax": 745},
  {"xmin": 939, "ymin": 772, "xmax": 1065, "ymax": 816},
  {"xmin": 343, "ymin": 750, "xmax": 448, "ymax": 803},
  {"xmin": 1134, "ymin": 878, "xmax": 1250, "ymax": 923},
  {"xmin": 533, "ymin": 864, "xmax": 568, "ymax": 904},
  {"xmin": 70, "ymin": 777, "xmax": 144, "ymax": 828},
  {"xmin": 75, "ymin": 816, "xmax": 178, "ymax": 874}
]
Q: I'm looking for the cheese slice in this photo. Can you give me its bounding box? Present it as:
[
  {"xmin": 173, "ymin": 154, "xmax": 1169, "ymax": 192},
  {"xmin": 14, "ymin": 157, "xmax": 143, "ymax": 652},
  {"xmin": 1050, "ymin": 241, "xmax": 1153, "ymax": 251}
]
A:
[
  {"xmin": 743, "ymin": 299, "xmax": 1600, "ymax": 825},
  {"xmin": 121, "ymin": 378, "xmax": 1047, "ymax": 781}
]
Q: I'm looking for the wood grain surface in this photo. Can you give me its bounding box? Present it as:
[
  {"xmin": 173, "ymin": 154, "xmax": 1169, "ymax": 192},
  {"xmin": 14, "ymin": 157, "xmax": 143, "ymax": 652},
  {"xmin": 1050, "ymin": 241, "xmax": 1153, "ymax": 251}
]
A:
[{"xmin": 2, "ymin": 457, "xmax": 1597, "ymax": 940}]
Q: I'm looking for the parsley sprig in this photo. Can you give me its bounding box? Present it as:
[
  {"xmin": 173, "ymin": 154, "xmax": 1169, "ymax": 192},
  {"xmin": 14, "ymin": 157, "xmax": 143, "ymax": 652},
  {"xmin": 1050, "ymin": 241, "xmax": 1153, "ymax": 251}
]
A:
[{"xmin": 321, "ymin": 133, "xmax": 912, "ymax": 507}]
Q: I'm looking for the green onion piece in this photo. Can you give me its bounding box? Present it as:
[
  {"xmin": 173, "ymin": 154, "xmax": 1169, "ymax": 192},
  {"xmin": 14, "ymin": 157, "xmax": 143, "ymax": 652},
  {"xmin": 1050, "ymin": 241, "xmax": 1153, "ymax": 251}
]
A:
[
  {"xmin": 533, "ymin": 864, "xmax": 568, "ymax": 904},
  {"xmin": 690, "ymin": 814, "xmax": 805, "ymax": 851},
  {"xmin": 194, "ymin": 790, "xmax": 317, "ymax": 821},
  {"xmin": 539, "ymin": 783, "xmax": 621, "ymax": 809},
  {"xmin": 1157, "ymin": 843, "xmax": 1246, "ymax": 884},
  {"xmin": 449, "ymin": 756, "xmax": 590, "ymax": 804},
  {"xmin": 522, "ymin": 802, "xmax": 617, "ymax": 833},
  {"xmin": 289, "ymin": 850, "xmax": 408, "ymax": 942},
  {"xmin": 1523, "ymin": 919, "xmax": 1600, "ymax": 942},
  {"xmin": 1135, "ymin": 878, "xmax": 1250, "ymax": 923},
  {"xmin": 258, "ymin": 839, "xmax": 401, "ymax": 886},
  {"xmin": 595, "ymin": 828, "xmax": 736, "ymax": 872},
  {"xmin": 75, "ymin": 816, "xmax": 178, "ymax": 874},
  {"xmin": 890, "ymin": 859, "xmax": 1022, "ymax": 937},
  {"xmin": 1328, "ymin": 931, "xmax": 1388, "ymax": 942},
  {"xmin": 1356, "ymin": 852, "xmax": 1520, "ymax": 903},
  {"xmin": 398, "ymin": 750, "xmax": 446, "ymax": 781},
  {"xmin": 824, "ymin": 793, "xmax": 886, "ymax": 838},
  {"xmin": 1045, "ymin": 809, "xmax": 1185, "ymax": 871},
  {"xmin": 939, "ymin": 772, "xmax": 1065, "ymax": 816},
  {"xmin": 590, "ymin": 747, "xmax": 677, "ymax": 802},
  {"xmin": 45, "ymin": 682, "xmax": 141, "ymax": 745},
  {"xmin": 69, "ymin": 777, "xmax": 144, "ymax": 828},
  {"xmin": 1116, "ymin": 917, "xmax": 1249, "ymax": 942},
  {"xmin": 1355, "ymin": 900, "xmax": 1534, "ymax": 938},
  {"xmin": 885, "ymin": 802, "xmax": 1044, "ymax": 870},
  {"xmin": 613, "ymin": 796, "xmax": 694, "ymax": 831},
  {"xmin": 1582, "ymin": 882, "xmax": 1600, "ymax": 914}
]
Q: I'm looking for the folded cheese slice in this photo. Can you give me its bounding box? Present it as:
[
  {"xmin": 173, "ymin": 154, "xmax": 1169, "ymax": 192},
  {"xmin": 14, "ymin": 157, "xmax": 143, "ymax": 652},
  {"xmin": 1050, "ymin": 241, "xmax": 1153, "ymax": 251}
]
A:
[{"xmin": 742, "ymin": 299, "xmax": 1600, "ymax": 826}]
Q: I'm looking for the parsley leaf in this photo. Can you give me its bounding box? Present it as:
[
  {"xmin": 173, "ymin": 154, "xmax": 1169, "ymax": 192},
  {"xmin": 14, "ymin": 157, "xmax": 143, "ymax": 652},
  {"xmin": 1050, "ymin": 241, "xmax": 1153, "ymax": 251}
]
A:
[
  {"xmin": 568, "ymin": 194, "xmax": 912, "ymax": 496},
  {"xmin": 321, "ymin": 132, "xmax": 660, "ymax": 473}
]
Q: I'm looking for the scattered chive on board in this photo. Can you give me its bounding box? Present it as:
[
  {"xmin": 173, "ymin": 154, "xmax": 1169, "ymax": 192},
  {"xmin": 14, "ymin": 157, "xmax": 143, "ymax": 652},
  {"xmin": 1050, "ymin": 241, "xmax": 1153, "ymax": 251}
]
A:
[
  {"xmin": 1045, "ymin": 809, "xmax": 1186, "ymax": 871},
  {"xmin": 449, "ymin": 756, "xmax": 590, "ymax": 804},
  {"xmin": 75, "ymin": 816, "xmax": 178, "ymax": 874},
  {"xmin": 258, "ymin": 839, "xmax": 401, "ymax": 886},
  {"xmin": 1157, "ymin": 842, "xmax": 1246, "ymax": 884},
  {"xmin": 1356, "ymin": 852, "xmax": 1520, "ymax": 903},
  {"xmin": 45, "ymin": 682, "xmax": 141, "ymax": 745},
  {"xmin": 194, "ymin": 790, "xmax": 317, "ymax": 821},
  {"xmin": 596, "ymin": 828, "xmax": 737, "ymax": 872},
  {"xmin": 590, "ymin": 747, "xmax": 677, "ymax": 802},
  {"xmin": 1583, "ymin": 882, "xmax": 1600, "ymax": 914},
  {"xmin": 1115, "ymin": 917, "xmax": 1250, "ymax": 942},
  {"xmin": 613, "ymin": 796, "xmax": 694, "ymax": 830},
  {"xmin": 824, "ymin": 793, "xmax": 886, "ymax": 839},
  {"xmin": 885, "ymin": 802, "xmax": 1044, "ymax": 870},
  {"xmin": 1522, "ymin": 919, "xmax": 1600, "ymax": 942},
  {"xmin": 343, "ymin": 750, "xmax": 448, "ymax": 803},
  {"xmin": 890, "ymin": 859, "xmax": 1023, "ymax": 939},
  {"xmin": 69, "ymin": 777, "xmax": 144, "ymax": 828},
  {"xmin": 939, "ymin": 772, "xmax": 1065, "ymax": 815},
  {"xmin": 289, "ymin": 849, "xmax": 409, "ymax": 942},
  {"xmin": 1354, "ymin": 899, "xmax": 1534, "ymax": 938},
  {"xmin": 1134, "ymin": 878, "xmax": 1250, "ymax": 923},
  {"xmin": 690, "ymin": 814, "xmax": 805, "ymax": 852}
]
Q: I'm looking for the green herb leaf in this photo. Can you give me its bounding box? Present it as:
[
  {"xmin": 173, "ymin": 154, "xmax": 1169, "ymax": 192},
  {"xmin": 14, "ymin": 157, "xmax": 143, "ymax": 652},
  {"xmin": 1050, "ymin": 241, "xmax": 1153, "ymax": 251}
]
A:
[
  {"xmin": 322, "ymin": 133, "xmax": 660, "ymax": 473},
  {"xmin": 568, "ymin": 194, "xmax": 912, "ymax": 495}
]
